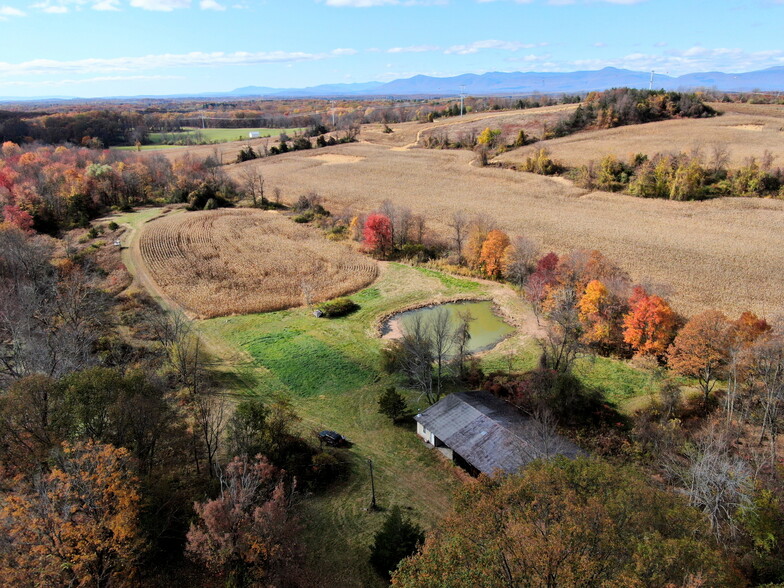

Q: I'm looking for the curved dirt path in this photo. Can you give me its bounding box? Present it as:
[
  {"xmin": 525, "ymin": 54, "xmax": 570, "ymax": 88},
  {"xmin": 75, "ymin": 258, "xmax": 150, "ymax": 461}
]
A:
[{"xmin": 120, "ymin": 208, "xmax": 194, "ymax": 318}]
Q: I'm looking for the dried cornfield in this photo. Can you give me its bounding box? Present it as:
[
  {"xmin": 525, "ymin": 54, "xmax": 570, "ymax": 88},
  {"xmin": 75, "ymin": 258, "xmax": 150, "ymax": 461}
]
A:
[
  {"xmin": 494, "ymin": 104, "xmax": 784, "ymax": 168},
  {"xmin": 232, "ymin": 139, "xmax": 784, "ymax": 320},
  {"xmin": 139, "ymin": 209, "xmax": 378, "ymax": 318}
]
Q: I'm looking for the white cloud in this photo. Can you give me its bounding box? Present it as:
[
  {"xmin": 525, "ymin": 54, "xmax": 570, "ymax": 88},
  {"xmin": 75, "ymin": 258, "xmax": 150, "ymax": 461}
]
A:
[
  {"xmin": 0, "ymin": 5, "xmax": 25, "ymax": 17},
  {"xmin": 31, "ymin": 0, "xmax": 119, "ymax": 12},
  {"xmin": 331, "ymin": 48, "xmax": 358, "ymax": 56},
  {"xmin": 479, "ymin": 0, "xmax": 645, "ymax": 3},
  {"xmin": 0, "ymin": 75, "xmax": 182, "ymax": 87},
  {"xmin": 129, "ymin": 0, "xmax": 190, "ymax": 10},
  {"xmin": 0, "ymin": 50, "xmax": 342, "ymax": 77},
  {"xmin": 322, "ymin": 0, "xmax": 445, "ymax": 6},
  {"xmin": 324, "ymin": 0, "xmax": 397, "ymax": 5},
  {"xmin": 593, "ymin": 42, "xmax": 607, "ymax": 48},
  {"xmin": 570, "ymin": 46, "xmax": 784, "ymax": 76},
  {"xmin": 388, "ymin": 44, "xmax": 440, "ymax": 53},
  {"xmin": 199, "ymin": 0, "xmax": 224, "ymax": 8},
  {"xmin": 445, "ymin": 40, "xmax": 547, "ymax": 55}
]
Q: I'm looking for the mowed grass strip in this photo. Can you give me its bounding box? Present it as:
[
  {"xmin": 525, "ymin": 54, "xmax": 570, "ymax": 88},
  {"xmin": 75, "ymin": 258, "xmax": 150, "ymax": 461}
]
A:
[
  {"xmin": 195, "ymin": 262, "xmax": 664, "ymax": 583},
  {"xmin": 149, "ymin": 126, "xmax": 304, "ymax": 144}
]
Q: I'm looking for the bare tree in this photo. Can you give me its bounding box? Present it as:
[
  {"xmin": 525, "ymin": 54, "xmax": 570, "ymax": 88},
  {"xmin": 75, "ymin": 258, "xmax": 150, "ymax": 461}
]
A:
[
  {"xmin": 430, "ymin": 307, "xmax": 456, "ymax": 399},
  {"xmin": 537, "ymin": 286, "xmax": 583, "ymax": 373},
  {"xmin": 0, "ymin": 232, "xmax": 105, "ymax": 384},
  {"xmin": 191, "ymin": 389, "xmax": 227, "ymax": 478},
  {"xmin": 709, "ymin": 144, "xmax": 730, "ymax": 174},
  {"xmin": 503, "ymin": 235, "xmax": 539, "ymax": 289},
  {"xmin": 452, "ymin": 310, "xmax": 474, "ymax": 378},
  {"xmin": 399, "ymin": 315, "xmax": 435, "ymax": 404},
  {"xmin": 412, "ymin": 215, "xmax": 427, "ymax": 244},
  {"xmin": 447, "ymin": 211, "xmax": 469, "ymax": 262},
  {"xmin": 239, "ymin": 166, "xmax": 265, "ymax": 208},
  {"xmin": 749, "ymin": 335, "xmax": 784, "ymax": 459},
  {"xmin": 667, "ymin": 425, "xmax": 754, "ymax": 542},
  {"xmin": 524, "ymin": 407, "xmax": 573, "ymax": 461}
]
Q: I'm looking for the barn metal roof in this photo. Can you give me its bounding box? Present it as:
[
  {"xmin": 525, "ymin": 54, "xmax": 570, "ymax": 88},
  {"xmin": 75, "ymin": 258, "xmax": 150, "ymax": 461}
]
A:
[{"xmin": 415, "ymin": 390, "xmax": 584, "ymax": 475}]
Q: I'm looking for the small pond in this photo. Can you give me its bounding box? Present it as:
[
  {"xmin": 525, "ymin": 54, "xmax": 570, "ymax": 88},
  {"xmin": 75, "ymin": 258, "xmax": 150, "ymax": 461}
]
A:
[{"xmin": 381, "ymin": 300, "xmax": 514, "ymax": 354}]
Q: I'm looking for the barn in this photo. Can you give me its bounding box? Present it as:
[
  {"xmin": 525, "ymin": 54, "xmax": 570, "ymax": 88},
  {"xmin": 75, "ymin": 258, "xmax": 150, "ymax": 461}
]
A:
[{"xmin": 414, "ymin": 390, "xmax": 584, "ymax": 476}]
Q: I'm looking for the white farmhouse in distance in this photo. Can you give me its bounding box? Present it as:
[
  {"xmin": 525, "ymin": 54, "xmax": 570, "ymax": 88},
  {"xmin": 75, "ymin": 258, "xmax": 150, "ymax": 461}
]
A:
[{"xmin": 248, "ymin": 131, "xmax": 260, "ymax": 139}]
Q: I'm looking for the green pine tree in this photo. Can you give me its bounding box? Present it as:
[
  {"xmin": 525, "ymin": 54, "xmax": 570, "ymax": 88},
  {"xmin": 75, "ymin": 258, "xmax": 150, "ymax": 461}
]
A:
[{"xmin": 369, "ymin": 506, "xmax": 424, "ymax": 579}]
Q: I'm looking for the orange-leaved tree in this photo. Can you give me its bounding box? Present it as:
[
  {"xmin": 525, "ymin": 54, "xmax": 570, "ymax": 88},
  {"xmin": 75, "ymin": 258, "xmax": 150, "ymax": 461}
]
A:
[
  {"xmin": 667, "ymin": 310, "xmax": 731, "ymax": 402},
  {"xmin": 578, "ymin": 279, "xmax": 627, "ymax": 354},
  {"xmin": 392, "ymin": 457, "xmax": 737, "ymax": 587},
  {"xmin": 479, "ymin": 229, "xmax": 510, "ymax": 278},
  {"xmin": 0, "ymin": 440, "xmax": 144, "ymax": 587},
  {"xmin": 622, "ymin": 286, "xmax": 678, "ymax": 359}
]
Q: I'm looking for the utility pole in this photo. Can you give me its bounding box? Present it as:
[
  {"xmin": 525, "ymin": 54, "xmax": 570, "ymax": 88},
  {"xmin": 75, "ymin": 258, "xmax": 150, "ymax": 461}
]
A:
[
  {"xmin": 367, "ymin": 459, "xmax": 377, "ymax": 510},
  {"xmin": 459, "ymin": 85, "xmax": 466, "ymax": 116}
]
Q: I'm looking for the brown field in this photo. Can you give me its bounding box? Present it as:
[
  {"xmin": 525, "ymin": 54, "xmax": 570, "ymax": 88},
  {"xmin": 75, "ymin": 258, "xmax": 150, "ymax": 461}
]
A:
[
  {"xmin": 138, "ymin": 209, "xmax": 378, "ymax": 318},
  {"xmin": 494, "ymin": 103, "xmax": 784, "ymax": 168},
  {"xmin": 230, "ymin": 141, "xmax": 784, "ymax": 320},
  {"xmin": 359, "ymin": 103, "xmax": 578, "ymax": 148}
]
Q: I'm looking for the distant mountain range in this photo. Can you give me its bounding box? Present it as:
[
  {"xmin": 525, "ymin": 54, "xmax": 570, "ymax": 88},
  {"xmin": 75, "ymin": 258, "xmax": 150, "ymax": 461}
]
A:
[
  {"xmin": 2, "ymin": 66, "xmax": 784, "ymax": 103},
  {"xmin": 229, "ymin": 66, "xmax": 784, "ymax": 98}
]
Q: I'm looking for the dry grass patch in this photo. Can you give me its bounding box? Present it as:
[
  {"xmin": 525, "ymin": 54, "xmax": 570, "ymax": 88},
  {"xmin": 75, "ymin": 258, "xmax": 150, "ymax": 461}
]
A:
[
  {"xmin": 139, "ymin": 208, "xmax": 378, "ymax": 318},
  {"xmin": 495, "ymin": 104, "xmax": 784, "ymax": 168},
  {"xmin": 234, "ymin": 142, "xmax": 784, "ymax": 319}
]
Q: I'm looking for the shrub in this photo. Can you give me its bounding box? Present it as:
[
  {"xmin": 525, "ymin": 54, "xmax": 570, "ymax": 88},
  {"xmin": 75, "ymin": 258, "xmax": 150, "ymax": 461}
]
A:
[
  {"xmin": 107, "ymin": 221, "xmax": 119, "ymax": 231},
  {"xmin": 317, "ymin": 297, "xmax": 359, "ymax": 318}
]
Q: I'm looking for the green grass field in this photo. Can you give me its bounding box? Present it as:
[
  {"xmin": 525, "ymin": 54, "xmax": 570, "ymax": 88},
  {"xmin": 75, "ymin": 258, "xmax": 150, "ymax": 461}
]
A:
[
  {"xmin": 150, "ymin": 127, "xmax": 304, "ymax": 144},
  {"xmin": 198, "ymin": 263, "xmax": 484, "ymax": 586},
  {"xmin": 193, "ymin": 261, "xmax": 661, "ymax": 583}
]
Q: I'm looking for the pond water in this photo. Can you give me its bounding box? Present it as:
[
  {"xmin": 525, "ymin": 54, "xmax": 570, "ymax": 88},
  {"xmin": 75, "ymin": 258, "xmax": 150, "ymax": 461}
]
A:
[{"xmin": 382, "ymin": 300, "xmax": 514, "ymax": 354}]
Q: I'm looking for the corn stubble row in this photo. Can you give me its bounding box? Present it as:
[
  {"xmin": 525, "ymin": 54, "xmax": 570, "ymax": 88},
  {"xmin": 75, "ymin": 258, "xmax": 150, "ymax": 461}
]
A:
[{"xmin": 139, "ymin": 209, "xmax": 378, "ymax": 318}]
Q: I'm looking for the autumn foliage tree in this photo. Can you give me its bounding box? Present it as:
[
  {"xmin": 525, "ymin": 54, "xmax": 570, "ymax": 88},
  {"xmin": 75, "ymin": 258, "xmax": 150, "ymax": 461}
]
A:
[
  {"xmin": 363, "ymin": 213, "xmax": 393, "ymax": 258},
  {"xmin": 668, "ymin": 310, "xmax": 731, "ymax": 402},
  {"xmin": 622, "ymin": 286, "xmax": 678, "ymax": 359},
  {"xmin": 578, "ymin": 279, "xmax": 627, "ymax": 355},
  {"xmin": 478, "ymin": 229, "xmax": 510, "ymax": 278},
  {"xmin": 393, "ymin": 457, "xmax": 737, "ymax": 587},
  {"xmin": 0, "ymin": 441, "xmax": 144, "ymax": 587},
  {"xmin": 186, "ymin": 454, "xmax": 300, "ymax": 587}
]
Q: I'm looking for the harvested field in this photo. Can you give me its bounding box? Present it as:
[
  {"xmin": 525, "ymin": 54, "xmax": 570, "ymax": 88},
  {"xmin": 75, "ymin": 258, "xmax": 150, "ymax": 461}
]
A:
[
  {"xmin": 139, "ymin": 209, "xmax": 378, "ymax": 318},
  {"xmin": 419, "ymin": 103, "xmax": 578, "ymax": 146},
  {"xmin": 233, "ymin": 142, "xmax": 784, "ymax": 320},
  {"xmin": 494, "ymin": 103, "xmax": 784, "ymax": 168}
]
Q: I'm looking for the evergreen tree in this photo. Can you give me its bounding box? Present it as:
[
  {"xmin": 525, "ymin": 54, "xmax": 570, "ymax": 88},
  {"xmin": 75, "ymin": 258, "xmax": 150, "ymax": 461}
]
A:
[
  {"xmin": 369, "ymin": 506, "xmax": 424, "ymax": 579},
  {"xmin": 378, "ymin": 387, "xmax": 408, "ymax": 423}
]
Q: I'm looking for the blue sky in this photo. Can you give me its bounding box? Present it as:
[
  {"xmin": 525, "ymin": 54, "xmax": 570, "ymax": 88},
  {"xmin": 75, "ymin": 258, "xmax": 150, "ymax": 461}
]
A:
[{"xmin": 1, "ymin": 0, "xmax": 783, "ymax": 97}]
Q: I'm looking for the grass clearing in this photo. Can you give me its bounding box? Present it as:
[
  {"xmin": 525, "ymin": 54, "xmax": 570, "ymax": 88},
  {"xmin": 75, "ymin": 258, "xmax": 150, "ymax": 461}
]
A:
[
  {"xmin": 140, "ymin": 251, "xmax": 657, "ymax": 582},
  {"xmin": 196, "ymin": 263, "xmax": 497, "ymax": 585},
  {"xmin": 149, "ymin": 126, "xmax": 304, "ymax": 145}
]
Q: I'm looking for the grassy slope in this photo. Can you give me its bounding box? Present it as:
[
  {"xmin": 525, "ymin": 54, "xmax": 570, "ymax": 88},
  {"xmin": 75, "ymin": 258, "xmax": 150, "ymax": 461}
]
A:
[
  {"xmin": 109, "ymin": 209, "xmax": 664, "ymax": 582},
  {"xmin": 198, "ymin": 263, "xmax": 484, "ymax": 586}
]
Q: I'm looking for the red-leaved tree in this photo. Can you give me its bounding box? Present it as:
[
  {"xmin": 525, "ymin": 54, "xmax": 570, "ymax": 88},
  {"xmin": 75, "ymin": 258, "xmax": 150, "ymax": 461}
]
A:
[
  {"xmin": 2, "ymin": 205, "xmax": 34, "ymax": 233},
  {"xmin": 363, "ymin": 213, "xmax": 393, "ymax": 258}
]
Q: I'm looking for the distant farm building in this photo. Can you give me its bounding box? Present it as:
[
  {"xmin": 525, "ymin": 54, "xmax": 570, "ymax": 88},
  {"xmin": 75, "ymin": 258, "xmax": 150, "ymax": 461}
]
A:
[
  {"xmin": 248, "ymin": 131, "xmax": 260, "ymax": 138},
  {"xmin": 415, "ymin": 390, "xmax": 584, "ymax": 476}
]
